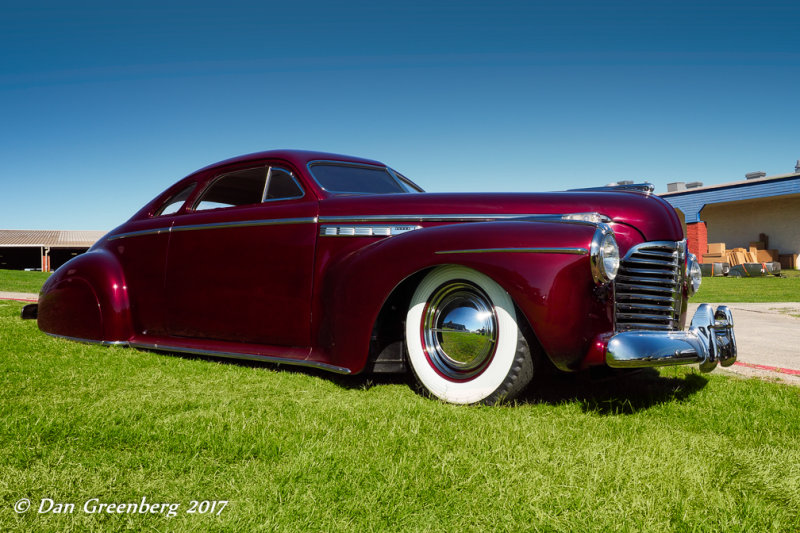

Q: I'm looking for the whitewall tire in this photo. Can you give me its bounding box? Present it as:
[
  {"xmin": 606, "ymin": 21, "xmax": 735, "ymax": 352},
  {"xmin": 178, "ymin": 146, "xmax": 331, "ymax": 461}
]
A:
[{"xmin": 405, "ymin": 265, "xmax": 534, "ymax": 405}]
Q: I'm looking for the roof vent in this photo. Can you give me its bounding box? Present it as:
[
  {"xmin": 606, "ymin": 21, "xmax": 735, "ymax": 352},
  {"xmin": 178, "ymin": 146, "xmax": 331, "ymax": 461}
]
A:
[
  {"xmin": 686, "ymin": 181, "xmax": 704, "ymax": 189},
  {"xmin": 745, "ymin": 171, "xmax": 766, "ymax": 180},
  {"xmin": 795, "ymin": 160, "xmax": 800, "ymax": 173},
  {"xmin": 667, "ymin": 182, "xmax": 686, "ymax": 192}
]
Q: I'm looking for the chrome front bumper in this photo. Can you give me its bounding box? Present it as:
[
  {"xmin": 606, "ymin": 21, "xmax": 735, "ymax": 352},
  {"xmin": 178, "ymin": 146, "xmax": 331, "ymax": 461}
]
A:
[{"xmin": 606, "ymin": 304, "xmax": 737, "ymax": 373}]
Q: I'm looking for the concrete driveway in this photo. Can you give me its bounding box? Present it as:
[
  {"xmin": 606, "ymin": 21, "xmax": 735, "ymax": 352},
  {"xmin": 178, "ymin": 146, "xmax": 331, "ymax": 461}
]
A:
[
  {"xmin": 4, "ymin": 291, "xmax": 799, "ymax": 385},
  {"xmin": 0, "ymin": 291, "xmax": 38, "ymax": 302}
]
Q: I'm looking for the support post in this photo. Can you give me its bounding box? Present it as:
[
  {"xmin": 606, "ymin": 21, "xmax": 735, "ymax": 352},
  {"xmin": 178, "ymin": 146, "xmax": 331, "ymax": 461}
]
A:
[
  {"xmin": 686, "ymin": 221, "xmax": 707, "ymax": 264},
  {"xmin": 41, "ymin": 246, "xmax": 51, "ymax": 272}
]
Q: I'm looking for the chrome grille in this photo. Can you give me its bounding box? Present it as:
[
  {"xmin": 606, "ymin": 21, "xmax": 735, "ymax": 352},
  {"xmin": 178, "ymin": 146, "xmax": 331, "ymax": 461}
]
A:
[{"xmin": 615, "ymin": 241, "xmax": 684, "ymax": 332}]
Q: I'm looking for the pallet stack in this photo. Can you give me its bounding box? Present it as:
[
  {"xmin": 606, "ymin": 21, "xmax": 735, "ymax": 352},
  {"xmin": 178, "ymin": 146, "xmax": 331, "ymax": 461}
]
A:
[
  {"xmin": 702, "ymin": 241, "xmax": 779, "ymax": 266},
  {"xmin": 700, "ymin": 234, "xmax": 783, "ymax": 277}
]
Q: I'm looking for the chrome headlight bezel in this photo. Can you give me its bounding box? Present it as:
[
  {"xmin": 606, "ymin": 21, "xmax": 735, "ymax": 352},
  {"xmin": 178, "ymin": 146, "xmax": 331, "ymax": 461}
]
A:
[
  {"xmin": 686, "ymin": 253, "xmax": 702, "ymax": 295},
  {"xmin": 590, "ymin": 225, "xmax": 620, "ymax": 284}
]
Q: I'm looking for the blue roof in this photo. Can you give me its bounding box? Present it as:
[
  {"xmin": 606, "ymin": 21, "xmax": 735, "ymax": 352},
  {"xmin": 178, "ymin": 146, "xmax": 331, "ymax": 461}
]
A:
[{"xmin": 661, "ymin": 174, "xmax": 800, "ymax": 223}]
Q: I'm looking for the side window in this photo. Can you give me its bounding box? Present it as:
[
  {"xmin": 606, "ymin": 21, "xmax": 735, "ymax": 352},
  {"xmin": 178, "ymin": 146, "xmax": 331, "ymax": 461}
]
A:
[
  {"xmin": 156, "ymin": 183, "xmax": 196, "ymax": 216},
  {"xmin": 265, "ymin": 167, "xmax": 303, "ymax": 200},
  {"xmin": 195, "ymin": 167, "xmax": 267, "ymax": 211}
]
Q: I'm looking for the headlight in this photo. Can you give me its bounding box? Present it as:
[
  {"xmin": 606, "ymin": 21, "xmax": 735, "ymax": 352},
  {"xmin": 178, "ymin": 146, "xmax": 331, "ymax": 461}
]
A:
[
  {"xmin": 687, "ymin": 253, "xmax": 702, "ymax": 295},
  {"xmin": 590, "ymin": 228, "xmax": 619, "ymax": 284}
]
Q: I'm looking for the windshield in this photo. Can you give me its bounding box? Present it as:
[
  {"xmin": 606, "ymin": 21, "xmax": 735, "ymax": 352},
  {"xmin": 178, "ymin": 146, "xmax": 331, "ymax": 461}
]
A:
[{"xmin": 308, "ymin": 162, "xmax": 423, "ymax": 194}]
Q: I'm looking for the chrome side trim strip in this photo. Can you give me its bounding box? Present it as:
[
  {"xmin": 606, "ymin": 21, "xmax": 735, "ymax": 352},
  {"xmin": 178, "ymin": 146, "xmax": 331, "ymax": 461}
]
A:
[
  {"xmin": 111, "ymin": 212, "xmax": 607, "ymax": 241},
  {"xmin": 129, "ymin": 341, "xmax": 352, "ymax": 374},
  {"xmin": 109, "ymin": 217, "xmax": 318, "ymax": 240},
  {"xmin": 44, "ymin": 331, "xmax": 351, "ymax": 374},
  {"xmin": 107, "ymin": 227, "xmax": 172, "ymax": 241},
  {"xmin": 436, "ymin": 247, "xmax": 588, "ymax": 255},
  {"xmin": 45, "ymin": 332, "xmax": 130, "ymax": 346},
  {"xmin": 320, "ymin": 225, "xmax": 421, "ymax": 237},
  {"xmin": 318, "ymin": 213, "xmax": 612, "ymax": 226},
  {"xmin": 171, "ymin": 217, "xmax": 317, "ymax": 234},
  {"xmin": 319, "ymin": 214, "xmax": 535, "ymax": 223}
]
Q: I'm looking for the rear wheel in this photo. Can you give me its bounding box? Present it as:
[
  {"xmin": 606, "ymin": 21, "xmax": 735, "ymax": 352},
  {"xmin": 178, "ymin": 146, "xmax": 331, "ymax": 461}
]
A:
[{"xmin": 405, "ymin": 266, "xmax": 534, "ymax": 405}]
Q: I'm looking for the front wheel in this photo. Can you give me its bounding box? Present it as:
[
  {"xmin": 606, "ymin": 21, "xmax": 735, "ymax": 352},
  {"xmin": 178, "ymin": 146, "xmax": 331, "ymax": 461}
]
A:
[{"xmin": 405, "ymin": 266, "xmax": 534, "ymax": 405}]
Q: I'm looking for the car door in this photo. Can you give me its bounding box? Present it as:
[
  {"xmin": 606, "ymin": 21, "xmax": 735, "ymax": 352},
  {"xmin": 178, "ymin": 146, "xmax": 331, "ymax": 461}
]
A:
[
  {"xmin": 164, "ymin": 161, "xmax": 318, "ymax": 348},
  {"xmin": 113, "ymin": 181, "xmax": 198, "ymax": 337}
]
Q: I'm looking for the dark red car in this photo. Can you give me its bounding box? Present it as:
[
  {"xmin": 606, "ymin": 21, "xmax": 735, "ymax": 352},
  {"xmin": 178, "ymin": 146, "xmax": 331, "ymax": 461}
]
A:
[{"xmin": 31, "ymin": 150, "xmax": 737, "ymax": 404}]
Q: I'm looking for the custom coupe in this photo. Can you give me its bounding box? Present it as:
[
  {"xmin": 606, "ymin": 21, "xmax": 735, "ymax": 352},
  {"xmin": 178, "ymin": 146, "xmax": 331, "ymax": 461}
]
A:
[{"xmin": 29, "ymin": 150, "xmax": 737, "ymax": 404}]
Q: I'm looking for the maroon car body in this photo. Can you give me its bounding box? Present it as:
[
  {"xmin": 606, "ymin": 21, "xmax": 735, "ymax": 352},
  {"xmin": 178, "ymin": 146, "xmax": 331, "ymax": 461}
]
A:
[{"xmin": 34, "ymin": 150, "xmax": 737, "ymax": 404}]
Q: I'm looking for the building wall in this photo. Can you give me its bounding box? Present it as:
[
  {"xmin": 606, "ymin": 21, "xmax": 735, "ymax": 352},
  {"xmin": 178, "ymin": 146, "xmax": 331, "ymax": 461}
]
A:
[{"xmin": 701, "ymin": 193, "xmax": 800, "ymax": 268}]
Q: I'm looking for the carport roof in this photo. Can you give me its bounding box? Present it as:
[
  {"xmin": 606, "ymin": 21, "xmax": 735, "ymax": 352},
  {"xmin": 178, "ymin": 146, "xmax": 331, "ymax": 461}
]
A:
[
  {"xmin": 0, "ymin": 230, "xmax": 106, "ymax": 248},
  {"xmin": 660, "ymin": 171, "xmax": 800, "ymax": 223}
]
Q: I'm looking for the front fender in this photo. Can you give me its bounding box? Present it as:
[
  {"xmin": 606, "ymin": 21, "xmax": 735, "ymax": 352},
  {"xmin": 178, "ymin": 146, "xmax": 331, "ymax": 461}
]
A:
[
  {"xmin": 38, "ymin": 249, "xmax": 133, "ymax": 343},
  {"xmin": 314, "ymin": 220, "xmax": 613, "ymax": 373}
]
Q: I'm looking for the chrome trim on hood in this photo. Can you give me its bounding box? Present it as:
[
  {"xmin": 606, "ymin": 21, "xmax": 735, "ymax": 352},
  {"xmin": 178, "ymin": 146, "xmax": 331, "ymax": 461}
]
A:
[{"xmin": 435, "ymin": 247, "xmax": 588, "ymax": 255}]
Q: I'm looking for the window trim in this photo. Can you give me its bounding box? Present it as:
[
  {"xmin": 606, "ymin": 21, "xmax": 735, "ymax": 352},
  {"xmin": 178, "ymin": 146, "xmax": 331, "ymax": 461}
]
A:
[
  {"xmin": 307, "ymin": 160, "xmax": 422, "ymax": 195},
  {"xmin": 153, "ymin": 182, "xmax": 198, "ymax": 217},
  {"xmin": 192, "ymin": 166, "xmax": 267, "ymax": 212},
  {"xmin": 191, "ymin": 164, "xmax": 306, "ymax": 212},
  {"xmin": 387, "ymin": 168, "xmax": 425, "ymax": 193},
  {"xmin": 261, "ymin": 166, "xmax": 305, "ymax": 203}
]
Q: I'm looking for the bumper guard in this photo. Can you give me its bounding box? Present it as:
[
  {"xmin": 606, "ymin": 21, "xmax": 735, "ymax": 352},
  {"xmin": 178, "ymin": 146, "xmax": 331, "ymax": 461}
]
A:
[{"xmin": 606, "ymin": 304, "xmax": 737, "ymax": 372}]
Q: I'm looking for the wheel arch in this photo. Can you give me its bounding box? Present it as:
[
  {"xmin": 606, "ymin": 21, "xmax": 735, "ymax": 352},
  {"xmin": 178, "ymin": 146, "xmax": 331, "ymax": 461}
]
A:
[
  {"xmin": 37, "ymin": 248, "xmax": 133, "ymax": 343},
  {"xmin": 366, "ymin": 265, "xmax": 545, "ymax": 374},
  {"xmin": 316, "ymin": 219, "xmax": 601, "ymax": 374}
]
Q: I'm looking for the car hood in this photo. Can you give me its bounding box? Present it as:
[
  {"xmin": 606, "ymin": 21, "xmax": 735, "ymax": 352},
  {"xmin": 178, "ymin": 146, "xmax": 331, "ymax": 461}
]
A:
[{"xmin": 318, "ymin": 191, "xmax": 684, "ymax": 242}]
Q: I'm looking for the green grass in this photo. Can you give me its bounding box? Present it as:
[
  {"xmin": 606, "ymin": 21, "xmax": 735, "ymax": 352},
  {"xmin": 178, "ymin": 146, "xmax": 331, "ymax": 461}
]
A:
[
  {"xmin": 2, "ymin": 301, "xmax": 799, "ymax": 532},
  {"xmin": 692, "ymin": 269, "xmax": 800, "ymax": 303},
  {"xmin": 0, "ymin": 269, "xmax": 50, "ymax": 294}
]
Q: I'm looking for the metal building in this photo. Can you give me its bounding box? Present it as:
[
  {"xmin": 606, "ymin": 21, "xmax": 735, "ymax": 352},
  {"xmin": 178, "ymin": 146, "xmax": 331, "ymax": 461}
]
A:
[
  {"xmin": 660, "ymin": 164, "xmax": 800, "ymax": 268},
  {"xmin": 0, "ymin": 230, "xmax": 106, "ymax": 272}
]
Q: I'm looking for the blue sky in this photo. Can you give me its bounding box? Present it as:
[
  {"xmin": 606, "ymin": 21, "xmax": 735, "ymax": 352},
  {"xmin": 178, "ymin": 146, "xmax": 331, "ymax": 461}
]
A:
[{"xmin": 2, "ymin": 1, "xmax": 799, "ymax": 230}]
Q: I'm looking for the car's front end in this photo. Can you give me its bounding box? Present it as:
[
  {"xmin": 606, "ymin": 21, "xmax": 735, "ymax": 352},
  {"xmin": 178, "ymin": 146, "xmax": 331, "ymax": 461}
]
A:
[{"xmin": 604, "ymin": 239, "xmax": 737, "ymax": 372}]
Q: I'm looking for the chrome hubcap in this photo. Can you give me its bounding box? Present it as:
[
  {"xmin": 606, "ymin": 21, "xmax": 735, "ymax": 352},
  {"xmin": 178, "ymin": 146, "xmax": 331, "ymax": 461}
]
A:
[{"xmin": 422, "ymin": 281, "xmax": 498, "ymax": 379}]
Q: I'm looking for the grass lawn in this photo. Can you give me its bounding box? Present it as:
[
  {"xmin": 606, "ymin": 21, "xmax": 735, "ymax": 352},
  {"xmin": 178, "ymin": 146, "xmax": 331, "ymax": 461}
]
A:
[
  {"xmin": 691, "ymin": 269, "xmax": 800, "ymax": 303},
  {"xmin": 0, "ymin": 269, "xmax": 50, "ymax": 294},
  {"xmin": 2, "ymin": 300, "xmax": 799, "ymax": 532}
]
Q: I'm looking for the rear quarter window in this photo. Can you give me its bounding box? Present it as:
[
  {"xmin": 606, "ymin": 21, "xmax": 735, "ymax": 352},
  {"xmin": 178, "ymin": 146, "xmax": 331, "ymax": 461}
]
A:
[
  {"xmin": 155, "ymin": 183, "xmax": 196, "ymax": 216},
  {"xmin": 195, "ymin": 167, "xmax": 267, "ymax": 210}
]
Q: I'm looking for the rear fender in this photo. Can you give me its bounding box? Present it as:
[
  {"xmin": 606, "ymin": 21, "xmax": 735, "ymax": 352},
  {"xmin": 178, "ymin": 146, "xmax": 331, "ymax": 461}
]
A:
[
  {"xmin": 38, "ymin": 249, "xmax": 132, "ymax": 343},
  {"xmin": 313, "ymin": 220, "xmax": 613, "ymax": 373}
]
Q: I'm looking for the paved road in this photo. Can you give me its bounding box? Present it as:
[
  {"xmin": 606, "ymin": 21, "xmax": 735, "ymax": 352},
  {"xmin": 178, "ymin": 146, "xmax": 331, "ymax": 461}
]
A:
[{"xmin": 3, "ymin": 291, "xmax": 799, "ymax": 385}]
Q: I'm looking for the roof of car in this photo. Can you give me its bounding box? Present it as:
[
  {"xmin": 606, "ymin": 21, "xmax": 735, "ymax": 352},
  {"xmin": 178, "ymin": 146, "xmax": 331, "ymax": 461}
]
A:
[{"xmin": 194, "ymin": 149, "xmax": 386, "ymax": 174}]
